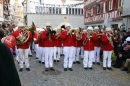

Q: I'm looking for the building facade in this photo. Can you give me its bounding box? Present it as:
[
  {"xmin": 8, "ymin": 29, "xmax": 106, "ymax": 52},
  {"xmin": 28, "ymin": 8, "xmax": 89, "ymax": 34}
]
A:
[
  {"xmin": 122, "ymin": 0, "xmax": 130, "ymax": 30},
  {"xmin": 0, "ymin": 0, "xmax": 10, "ymax": 24},
  {"xmin": 84, "ymin": 0, "xmax": 123, "ymax": 29},
  {"xmin": 22, "ymin": 0, "xmax": 84, "ymax": 28}
]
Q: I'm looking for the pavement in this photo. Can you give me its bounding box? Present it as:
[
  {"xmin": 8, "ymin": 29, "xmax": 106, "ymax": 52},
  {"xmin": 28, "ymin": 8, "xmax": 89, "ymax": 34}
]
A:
[{"xmin": 15, "ymin": 53, "xmax": 130, "ymax": 86}]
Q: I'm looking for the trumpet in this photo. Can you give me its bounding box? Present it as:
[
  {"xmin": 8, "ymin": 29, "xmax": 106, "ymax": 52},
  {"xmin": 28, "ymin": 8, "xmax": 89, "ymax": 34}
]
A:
[
  {"xmin": 83, "ymin": 32, "xmax": 93, "ymax": 45},
  {"xmin": 56, "ymin": 28, "xmax": 62, "ymax": 39}
]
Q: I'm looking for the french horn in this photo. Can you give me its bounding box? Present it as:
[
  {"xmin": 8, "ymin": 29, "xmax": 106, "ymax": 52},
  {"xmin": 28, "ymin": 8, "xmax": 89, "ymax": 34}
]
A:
[{"xmin": 16, "ymin": 22, "xmax": 36, "ymax": 45}]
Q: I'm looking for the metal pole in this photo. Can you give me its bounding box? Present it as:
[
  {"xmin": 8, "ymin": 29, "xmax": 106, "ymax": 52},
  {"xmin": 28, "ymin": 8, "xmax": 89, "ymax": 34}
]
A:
[{"xmin": 26, "ymin": 0, "xmax": 27, "ymax": 25}]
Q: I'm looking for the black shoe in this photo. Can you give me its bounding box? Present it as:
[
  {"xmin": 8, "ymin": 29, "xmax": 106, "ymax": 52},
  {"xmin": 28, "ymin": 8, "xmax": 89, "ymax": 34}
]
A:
[
  {"xmin": 68, "ymin": 68, "xmax": 73, "ymax": 71},
  {"xmin": 19, "ymin": 68, "xmax": 23, "ymax": 72},
  {"xmin": 121, "ymin": 67, "xmax": 128, "ymax": 71},
  {"xmin": 36, "ymin": 58, "xmax": 38, "ymax": 59},
  {"xmin": 57, "ymin": 60, "xmax": 60, "ymax": 62},
  {"xmin": 107, "ymin": 67, "xmax": 113, "ymax": 70},
  {"xmin": 29, "ymin": 55, "xmax": 32, "ymax": 57},
  {"xmin": 23, "ymin": 62, "xmax": 25, "ymax": 64},
  {"xmin": 103, "ymin": 67, "xmax": 106, "ymax": 70},
  {"xmin": 54, "ymin": 60, "xmax": 56, "ymax": 62},
  {"xmin": 112, "ymin": 64, "xmax": 116, "ymax": 67},
  {"xmin": 76, "ymin": 61, "xmax": 81, "ymax": 64},
  {"xmin": 114, "ymin": 66, "xmax": 121, "ymax": 68},
  {"xmin": 26, "ymin": 68, "xmax": 30, "ymax": 71},
  {"xmin": 93, "ymin": 62, "xmax": 95, "ymax": 64},
  {"xmin": 39, "ymin": 61, "xmax": 41, "ymax": 63},
  {"xmin": 89, "ymin": 67, "xmax": 93, "ymax": 70},
  {"xmin": 81, "ymin": 58, "xmax": 83, "ymax": 60},
  {"xmin": 97, "ymin": 62, "xmax": 100, "ymax": 65},
  {"xmin": 45, "ymin": 68, "xmax": 49, "ymax": 71},
  {"xmin": 84, "ymin": 68, "xmax": 88, "ymax": 70},
  {"xmin": 64, "ymin": 68, "xmax": 67, "ymax": 71},
  {"xmin": 73, "ymin": 62, "xmax": 76, "ymax": 64},
  {"xmin": 50, "ymin": 67, "xmax": 55, "ymax": 71},
  {"xmin": 42, "ymin": 62, "xmax": 45, "ymax": 64}
]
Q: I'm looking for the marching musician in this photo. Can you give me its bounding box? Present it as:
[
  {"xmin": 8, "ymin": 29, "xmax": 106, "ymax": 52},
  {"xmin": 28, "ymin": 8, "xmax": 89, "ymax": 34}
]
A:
[
  {"xmin": 41, "ymin": 22, "xmax": 55, "ymax": 71},
  {"xmin": 73, "ymin": 28, "xmax": 82, "ymax": 64},
  {"xmin": 37, "ymin": 29, "xmax": 45, "ymax": 64},
  {"xmin": 12, "ymin": 23, "xmax": 32, "ymax": 72},
  {"xmin": 33, "ymin": 30, "xmax": 39, "ymax": 59},
  {"xmin": 82, "ymin": 27, "xmax": 96, "ymax": 70},
  {"xmin": 60, "ymin": 23, "xmax": 76, "ymax": 71},
  {"xmin": 101, "ymin": 28, "xmax": 114, "ymax": 70},
  {"xmin": 53, "ymin": 28, "xmax": 62, "ymax": 62},
  {"xmin": 93, "ymin": 27, "xmax": 102, "ymax": 65}
]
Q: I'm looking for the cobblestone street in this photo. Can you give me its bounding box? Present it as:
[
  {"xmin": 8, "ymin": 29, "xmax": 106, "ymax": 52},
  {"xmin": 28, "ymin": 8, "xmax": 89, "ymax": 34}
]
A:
[{"xmin": 15, "ymin": 53, "xmax": 130, "ymax": 86}]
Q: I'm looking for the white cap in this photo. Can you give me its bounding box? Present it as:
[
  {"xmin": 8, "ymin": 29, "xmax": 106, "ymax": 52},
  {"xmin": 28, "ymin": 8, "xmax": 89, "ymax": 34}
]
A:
[
  {"xmin": 65, "ymin": 23, "xmax": 71, "ymax": 28},
  {"xmin": 74, "ymin": 27, "xmax": 78, "ymax": 30},
  {"xmin": 17, "ymin": 23, "xmax": 25, "ymax": 28},
  {"xmin": 83, "ymin": 29, "xmax": 87, "ymax": 32},
  {"xmin": 94, "ymin": 27, "xmax": 99, "ymax": 30},
  {"xmin": 106, "ymin": 27, "xmax": 111, "ymax": 31},
  {"xmin": 87, "ymin": 27, "xmax": 93, "ymax": 31},
  {"xmin": 53, "ymin": 28, "xmax": 57, "ymax": 30},
  {"xmin": 45, "ymin": 22, "xmax": 51, "ymax": 27}
]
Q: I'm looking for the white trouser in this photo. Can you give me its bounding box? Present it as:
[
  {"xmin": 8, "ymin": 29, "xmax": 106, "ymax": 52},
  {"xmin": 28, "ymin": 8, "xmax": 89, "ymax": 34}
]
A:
[
  {"xmin": 93, "ymin": 47, "xmax": 100, "ymax": 62},
  {"xmin": 32, "ymin": 42, "xmax": 35, "ymax": 50},
  {"xmin": 103, "ymin": 51, "xmax": 112, "ymax": 67},
  {"xmin": 83, "ymin": 50, "xmax": 94, "ymax": 68},
  {"xmin": 63, "ymin": 47, "xmax": 74, "ymax": 68},
  {"xmin": 54, "ymin": 47, "xmax": 61, "ymax": 60},
  {"xmin": 35, "ymin": 44, "xmax": 39, "ymax": 58},
  {"xmin": 73, "ymin": 47, "xmax": 76, "ymax": 62},
  {"xmin": 81, "ymin": 46, "xmax": 84, "ymax": 58},
  {"xmin": 75, "ymin": 47, "xmax": 80, "ymax": 61},
  {"xmin": 28, "ymin": 46, "xmax": 32, "ymax": 55},
  {"xmin": 17, "ymin": 48, "xmax": 29, "ymax": 68},
  {"xmin": 38, "ymin": 46, "xmax": 45, "ymax": 62},
  {"xmin": 60, "ymin": 43, "xmax": 64, "ymax": 54},
  {"xmin": 44, "ymin": 47, "xmax": 53, "ymax": 68}
]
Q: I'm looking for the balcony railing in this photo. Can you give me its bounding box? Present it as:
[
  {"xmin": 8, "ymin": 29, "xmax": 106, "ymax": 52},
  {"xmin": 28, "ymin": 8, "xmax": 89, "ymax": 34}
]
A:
[
  {"xmin": 84, "ymin": 0, "xmax": 97, "ymax": 7},
  {"xmin": 84, "ymin": 10, "xmax": 122, "ymax": 24}
]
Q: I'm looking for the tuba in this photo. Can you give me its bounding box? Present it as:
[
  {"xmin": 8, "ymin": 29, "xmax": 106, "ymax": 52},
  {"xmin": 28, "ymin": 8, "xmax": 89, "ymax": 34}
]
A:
[{"xmin": 16, "ymin": 22, "xmax": 36, "ymax": 45}]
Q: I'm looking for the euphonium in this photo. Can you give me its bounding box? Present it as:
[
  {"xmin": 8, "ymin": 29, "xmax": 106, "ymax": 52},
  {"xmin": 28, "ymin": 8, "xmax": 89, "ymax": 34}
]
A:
[{"xmin": 16, "ymin": 22, "xmax": 36, "ymax": 45}]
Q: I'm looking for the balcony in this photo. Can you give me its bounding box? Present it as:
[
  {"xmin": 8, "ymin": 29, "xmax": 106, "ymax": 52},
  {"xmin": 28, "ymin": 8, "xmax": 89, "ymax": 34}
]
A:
[{"xmin": 84, "ymin": 0, "xmax": 101, "ymax": 8}]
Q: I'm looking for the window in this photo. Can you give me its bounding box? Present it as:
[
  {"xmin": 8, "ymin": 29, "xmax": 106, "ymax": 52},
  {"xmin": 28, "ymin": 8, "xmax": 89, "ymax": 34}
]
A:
[
  {"xmin": 69, "ymin": 8, "xmax": 71, "ymax": 14},
  {"xmin": 66, "ymin": 8, "xmax": 68, "ymax": 14},
  {"xmin": 59, "ymin": 8, "xmax": 61, "ymax": 14},
  {"xmin": 109, "ymin": 0, "xmax": 113, "ymax": 11},
  {"xmin": 78, "ymin": 8, "xmax": 80, "ymax": 15},
  {"xmin": 118, "ymin": 0, "xmax": 123, "ymax": 7},
  {"xmin": 97, "ymin": 5, "xmax": 100, "ymax": 14},
  {"xmin": 56, "ymin": 7, "xmax": 58, "ymax": 14},
  {"xmin": 91, "ymin": 8, "xmax": 93, "ymax": 16},
  {"xmin": 103, "ymin": 2, "xmax": 106, "ymax": 13},
  {"xmin": 86, "ymin": 10, "xmax": 88, "ymax": 17},
  {"xmin": 72, "ymin": 8, "xmax": 74, "ymax": 14},
  {"xmin": 75, "ymin": 8, "xmax": 77, "ymax": 14}
]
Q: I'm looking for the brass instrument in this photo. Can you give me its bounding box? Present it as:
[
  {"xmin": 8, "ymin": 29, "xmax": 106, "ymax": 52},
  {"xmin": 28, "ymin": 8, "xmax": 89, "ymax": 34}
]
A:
[
  {"xmin": 16, "ymin": 22, "xmax": 36, "ymax": 45},
  {"xmin": 83, "ymin": 32, "xmax": 93, "ymax": 45},
  {"xmin": 56, "ymin": 28, "xmax": 62, "ymax": 39},
  {"xmin": 76, "ymin": 27, "xmax": 82, "ymax": 41}
]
